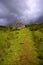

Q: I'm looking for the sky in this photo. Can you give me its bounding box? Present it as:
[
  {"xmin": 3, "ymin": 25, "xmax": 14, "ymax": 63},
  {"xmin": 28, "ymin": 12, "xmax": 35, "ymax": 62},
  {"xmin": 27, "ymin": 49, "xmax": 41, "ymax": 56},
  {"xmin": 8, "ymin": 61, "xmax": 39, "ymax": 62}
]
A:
[{"xmin": 0, "ymin": 0, "xmax": 43, "ymax": 26}]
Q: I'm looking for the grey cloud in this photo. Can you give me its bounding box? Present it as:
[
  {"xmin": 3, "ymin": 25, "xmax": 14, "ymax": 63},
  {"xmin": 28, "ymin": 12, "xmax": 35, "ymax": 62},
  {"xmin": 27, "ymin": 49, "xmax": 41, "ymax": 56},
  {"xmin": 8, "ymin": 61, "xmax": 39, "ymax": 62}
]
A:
[
  {"xmin": 0, "ymin": 0, "xmax": 43, "ymax": 25},
  {"xmin": 0, "ymin": 2, "xmax": 10, "ymax": 17}
]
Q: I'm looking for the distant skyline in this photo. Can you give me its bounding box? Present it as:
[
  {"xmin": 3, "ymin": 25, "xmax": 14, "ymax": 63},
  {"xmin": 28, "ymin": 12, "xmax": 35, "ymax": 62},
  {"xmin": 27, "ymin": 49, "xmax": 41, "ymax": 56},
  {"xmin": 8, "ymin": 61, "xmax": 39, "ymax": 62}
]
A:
[{"xmin": 0, "ymin": 0, "xmax": 43, "ymax": 26}]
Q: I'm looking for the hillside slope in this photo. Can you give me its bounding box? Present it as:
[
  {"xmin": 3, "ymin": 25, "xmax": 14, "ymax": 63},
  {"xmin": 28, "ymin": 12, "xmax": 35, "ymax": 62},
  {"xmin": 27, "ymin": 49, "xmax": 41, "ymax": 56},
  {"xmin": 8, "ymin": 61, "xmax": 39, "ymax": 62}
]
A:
[{"xmin": 0, "ymin": 23, "xmax": 43, "ymax": 65}]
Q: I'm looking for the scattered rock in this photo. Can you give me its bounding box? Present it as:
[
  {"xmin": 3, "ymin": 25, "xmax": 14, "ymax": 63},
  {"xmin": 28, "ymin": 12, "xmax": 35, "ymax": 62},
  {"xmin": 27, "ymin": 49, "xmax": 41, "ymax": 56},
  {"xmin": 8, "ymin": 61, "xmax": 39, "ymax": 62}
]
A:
[{"xmin": 12, "ymin": 22, "xmax": 25, "ymax": 30}]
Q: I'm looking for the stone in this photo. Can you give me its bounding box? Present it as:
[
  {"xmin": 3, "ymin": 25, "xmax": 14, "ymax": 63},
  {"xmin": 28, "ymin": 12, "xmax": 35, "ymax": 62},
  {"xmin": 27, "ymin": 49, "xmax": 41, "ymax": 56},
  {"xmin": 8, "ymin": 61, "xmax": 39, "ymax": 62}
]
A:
[{"xmin": 12, "ymin": 22, "xmax": 25, "ymax": 30}]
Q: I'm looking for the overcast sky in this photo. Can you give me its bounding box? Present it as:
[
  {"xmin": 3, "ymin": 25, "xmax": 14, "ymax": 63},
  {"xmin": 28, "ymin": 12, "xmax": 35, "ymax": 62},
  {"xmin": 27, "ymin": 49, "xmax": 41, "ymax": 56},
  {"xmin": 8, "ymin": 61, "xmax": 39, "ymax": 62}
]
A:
[{"xmin": 0, "ymin": 0, "xmax": 43, "ymax": 26}]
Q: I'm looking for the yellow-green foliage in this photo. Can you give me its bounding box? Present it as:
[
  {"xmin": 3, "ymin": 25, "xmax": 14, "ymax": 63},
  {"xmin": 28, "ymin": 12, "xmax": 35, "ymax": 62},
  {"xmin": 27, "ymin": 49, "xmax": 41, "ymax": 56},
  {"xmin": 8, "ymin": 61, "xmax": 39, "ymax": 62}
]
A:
[
  {"xmin": 0, "ymin": 27, "xmax": 38, "ymax": 65},
  {"xmin": 0, "ymin": 23, "xmax": 43, "ymax": 65},
  {"xmin": 29, "ymin": 23, "xmax": 43, "ymax": 65}
]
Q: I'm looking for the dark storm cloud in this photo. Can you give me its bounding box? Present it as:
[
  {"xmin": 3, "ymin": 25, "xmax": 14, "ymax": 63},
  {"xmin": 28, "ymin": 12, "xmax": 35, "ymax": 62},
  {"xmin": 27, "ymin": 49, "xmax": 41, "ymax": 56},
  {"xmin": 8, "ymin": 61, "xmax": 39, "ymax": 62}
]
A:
[{"xmin": 0, "ymin": 0, "xmax": 43, "ymax": 25}]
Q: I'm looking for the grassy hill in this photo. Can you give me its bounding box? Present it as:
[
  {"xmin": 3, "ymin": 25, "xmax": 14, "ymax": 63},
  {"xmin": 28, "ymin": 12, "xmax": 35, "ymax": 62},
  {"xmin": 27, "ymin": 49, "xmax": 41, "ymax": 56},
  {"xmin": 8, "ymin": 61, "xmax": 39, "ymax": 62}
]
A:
[{"xmin": 0, "ymin": 23, "xmax": 43, "ymax": 65}]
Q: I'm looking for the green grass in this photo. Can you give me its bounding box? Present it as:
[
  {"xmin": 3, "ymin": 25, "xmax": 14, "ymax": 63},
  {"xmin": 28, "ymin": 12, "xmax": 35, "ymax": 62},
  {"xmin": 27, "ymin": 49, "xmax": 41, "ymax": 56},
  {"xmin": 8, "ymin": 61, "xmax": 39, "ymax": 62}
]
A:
[
  {"xmin": 32, "ymin": 30, "xmax": 43, "ymax": 65},
  {"xmin": 0, "ymin": 23, "xmax": 43, "ymax": 65}
]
